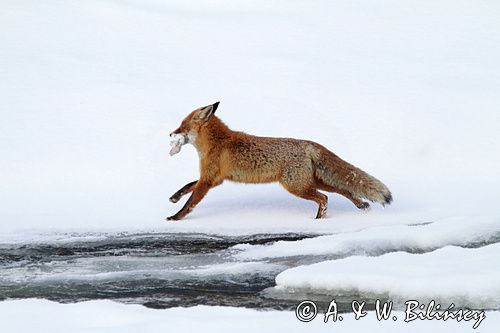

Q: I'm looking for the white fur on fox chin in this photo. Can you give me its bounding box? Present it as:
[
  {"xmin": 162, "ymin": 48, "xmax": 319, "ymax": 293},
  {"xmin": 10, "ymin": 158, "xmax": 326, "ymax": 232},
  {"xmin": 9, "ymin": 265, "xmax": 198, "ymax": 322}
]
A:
[{"xmin": 169, "ymin": 134, "xmax": 186, "ymax": 156}]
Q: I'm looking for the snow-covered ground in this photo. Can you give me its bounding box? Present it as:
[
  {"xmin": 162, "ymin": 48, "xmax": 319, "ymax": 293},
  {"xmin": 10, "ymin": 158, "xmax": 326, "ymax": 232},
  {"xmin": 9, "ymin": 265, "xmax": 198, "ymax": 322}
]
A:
[
  {"xmin": 1, "ymin": 0, "xmax": 499, "ymax": 233},
  {"xmin": 1, "ymin": 299, "xmax": 499, "ymax": 333},
  {"xmin": 1, "ymin": 0, "xmax": 500, "ymax": 331}
]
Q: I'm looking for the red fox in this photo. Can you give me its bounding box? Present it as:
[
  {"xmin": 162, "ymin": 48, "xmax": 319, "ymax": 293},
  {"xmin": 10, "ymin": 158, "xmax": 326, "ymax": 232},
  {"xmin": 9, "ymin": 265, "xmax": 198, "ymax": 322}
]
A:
[{"xmin": 167, "ymin": 102, "xmax": 392, "ymax": 220}]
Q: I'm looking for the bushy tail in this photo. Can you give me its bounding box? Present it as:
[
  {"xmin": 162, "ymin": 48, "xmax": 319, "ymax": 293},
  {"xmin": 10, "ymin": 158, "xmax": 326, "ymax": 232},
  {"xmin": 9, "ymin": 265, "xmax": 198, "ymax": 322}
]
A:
[{"xmin": 312, "ymin": 148, "xmax": 392, "ymax": 205}]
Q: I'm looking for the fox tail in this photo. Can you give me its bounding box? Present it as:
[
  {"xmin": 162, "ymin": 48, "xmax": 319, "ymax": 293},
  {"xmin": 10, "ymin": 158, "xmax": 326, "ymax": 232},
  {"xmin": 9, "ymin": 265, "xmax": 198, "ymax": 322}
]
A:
[{"xmin": 312, "ymin": 147, "xmax": 392, "ymax": 205}]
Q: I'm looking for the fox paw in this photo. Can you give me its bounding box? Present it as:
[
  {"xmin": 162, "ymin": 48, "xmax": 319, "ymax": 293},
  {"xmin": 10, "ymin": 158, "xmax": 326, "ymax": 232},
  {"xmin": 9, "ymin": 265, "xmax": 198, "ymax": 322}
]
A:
[
  {"xmin": 315, "ymin": 204, "xmax": 328, "ymax": 219},
  {"xmin": 357, "ymin": 202, "xmax": 370, "ymax": 210},
  {"xmin": 169, "ymin": 195, "xmax": 180, "ymax": 203},
  {"xmin": 166, "ymin": 215, "xmax": 180, "ymax": 221}
]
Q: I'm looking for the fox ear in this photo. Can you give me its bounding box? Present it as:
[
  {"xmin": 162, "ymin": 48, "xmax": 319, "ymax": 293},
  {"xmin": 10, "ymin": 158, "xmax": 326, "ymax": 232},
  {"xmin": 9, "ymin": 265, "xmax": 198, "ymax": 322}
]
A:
[
  {"xmin": 212, "ymin": 101, "xmax": 220, "ymax": 112},
  {"xmin": 197, "ymin": 101, "xmax": 220, "ymax": 120}
]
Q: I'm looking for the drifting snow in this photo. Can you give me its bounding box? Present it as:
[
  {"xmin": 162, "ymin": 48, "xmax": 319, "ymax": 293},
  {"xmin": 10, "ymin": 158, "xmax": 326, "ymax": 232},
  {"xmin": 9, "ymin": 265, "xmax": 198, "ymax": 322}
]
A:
[
  {"xmin": 233, "ymin": 216, "xmax": 500, "ymax": 259},
  {"xmin": 275, "ymin": 243, "xmax": 500, "ymax": 309}
]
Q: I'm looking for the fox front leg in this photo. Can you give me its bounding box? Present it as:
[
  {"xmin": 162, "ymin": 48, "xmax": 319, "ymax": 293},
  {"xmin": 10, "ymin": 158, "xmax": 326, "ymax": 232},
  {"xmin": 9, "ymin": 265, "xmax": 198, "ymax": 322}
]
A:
[
  {"xmin": 169, "ymin": 180, "xmax": 198, "ymax": 203},
  {"xmin": 166, "ymin": 182, "xmax": 212, "ymax": 221}
]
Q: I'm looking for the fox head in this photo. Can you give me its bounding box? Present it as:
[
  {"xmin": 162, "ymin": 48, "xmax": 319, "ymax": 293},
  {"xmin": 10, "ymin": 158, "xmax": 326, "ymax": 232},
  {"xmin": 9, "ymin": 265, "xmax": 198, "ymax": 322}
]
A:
[{"xmin": 170, "ymin": 101, "xmax": 220, "ymax": 145}]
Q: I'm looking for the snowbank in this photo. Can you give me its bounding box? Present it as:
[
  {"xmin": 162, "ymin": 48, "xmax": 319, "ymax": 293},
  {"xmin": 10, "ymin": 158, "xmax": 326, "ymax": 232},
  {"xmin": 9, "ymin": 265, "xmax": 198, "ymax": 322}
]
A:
[
  {"xmin": 233, "ymin": 215, "xmax": 500, "ymax": 259},
  {"xmin": 275, "ymin": 243, "xmax": 500, "ymax": 309}
]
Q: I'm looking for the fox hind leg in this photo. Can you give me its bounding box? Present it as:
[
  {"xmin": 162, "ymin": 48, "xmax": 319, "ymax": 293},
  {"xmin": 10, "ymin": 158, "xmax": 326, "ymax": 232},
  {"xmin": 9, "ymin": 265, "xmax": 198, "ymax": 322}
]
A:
[
  {"xmin": 316, "ymin": 181, "xmax": 370, "ymax": 210},
  {"xmin": 300, "ymin": 188, "xmax": 328, "ymax": 219},
  {"xmin": 280, "ymin": 162, "xmax": 328, "ymax": 219},
  {"xmin": 282, "ymin": 184, "xmax": 328, "ymax": 219}
]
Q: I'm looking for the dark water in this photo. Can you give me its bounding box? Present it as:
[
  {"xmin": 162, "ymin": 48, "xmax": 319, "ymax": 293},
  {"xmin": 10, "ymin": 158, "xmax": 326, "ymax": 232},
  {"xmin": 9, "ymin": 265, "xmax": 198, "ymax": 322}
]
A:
[
  {"xmin": 0, "ymin": 233, "xmax": 328, "ymax": 310},
  {"xmin": 1, "ymin": 229, "xmax": 498, "ymax": 311}
]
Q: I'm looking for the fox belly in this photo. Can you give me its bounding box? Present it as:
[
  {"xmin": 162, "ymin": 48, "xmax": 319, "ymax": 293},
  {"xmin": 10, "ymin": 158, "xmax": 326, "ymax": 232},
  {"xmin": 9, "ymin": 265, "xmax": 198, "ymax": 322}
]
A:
[
  {"xmin": 223, "ymin": 155, "xmax": 281, "ymax": 183},
  {"xmin": 220, "ymin": 148, "xmax": 281, "ymax": 184},
  {"xmin": 221, "ymin": 136, "xmax": 315, "ymax": 184},
  {"xmin": 225, "ymin": 166, "xmax": 279, "ymax": 184}
]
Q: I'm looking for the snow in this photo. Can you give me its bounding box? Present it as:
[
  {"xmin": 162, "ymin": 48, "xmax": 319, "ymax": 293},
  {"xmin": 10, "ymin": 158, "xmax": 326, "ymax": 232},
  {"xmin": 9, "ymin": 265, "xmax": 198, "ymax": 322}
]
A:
[
  {"xmin": 0, "ymin": 299, "xmax": 499, "ymax": 333},
  {"xmin": 1, "ymin": 0, "xmax": 500, "ymax": 330},
  {"xmin": 232, "ymin": 215, "xmax": 500, "ymax": 259},
  {"xmin": 169, "ymin": 133, "xmax": 186, "ymax": 156},
  {"xmin": 1, "ymin": 0, "xmax": 499, "ymax": 233},
  {"xmin": 275, "ymin": 243, "xmax": 500, "ymax": 309}
]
